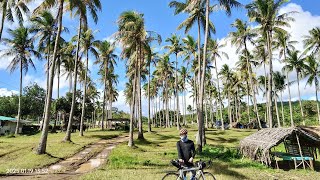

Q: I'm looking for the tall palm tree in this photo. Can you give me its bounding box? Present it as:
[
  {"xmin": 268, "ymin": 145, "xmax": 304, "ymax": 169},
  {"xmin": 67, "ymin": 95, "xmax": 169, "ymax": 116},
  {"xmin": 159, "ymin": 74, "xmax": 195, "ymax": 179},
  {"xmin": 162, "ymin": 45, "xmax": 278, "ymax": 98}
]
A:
[
  {"xmin": 36, "ymin": 0, "xmax": 77, "ymax": 154},
  {"xmin": 169, "ymin": 0, "xmax": 215, "ymax": 107},
  {"xmin": 229, "ymin": 19, "xmax": 261, "ymax": 129},
  {"xmin": 304, "ymin": 55, "xmax": 320, "ymax": 124},
  {"xmin": 96, "ymin": 40, "xmax": 118, "ymax": 130},
  {"xmin": 197, "ymin": 0, "xmax": 240, "ymax": 153},
  {"xmin": 165, "ymin": 34, "xmax": 183, "ymax": 130},
  {"xmin": 246, "ymin": 0, "xmax": 294, "ymax": 126},
  {"xmin": 146, "ymin": 51, "xmax": 160, "ymax": 132},
  {"xmin": 78, "ymin": 29, "xmax": 99, "ymax": 136},
  {"xmin": 283, "ymin": 50, "xmax": 306, "ymax": 125},
  {"xmin": 154, "ymin": 55, "xmax": 174, "ymax": 128},
  {"xmin": 30, "ymin": 10, "xmax": 57, "ymax": 130},
  {"xmin": 117, "ymin": 11, "xmax": 146, "ymax": 146},
  {"xmin": 0, "ymin": 0, "xmax": 30, "ymax": 40},
  {"xmin": 179, "ymin": 66, "xmax": 190, "ymax": 126},
  {"xmin": 219, "ymin": 64, "xmax": 234, "ymax": 126},
  {"xmin": 207, "ymin": 39, "xmax": 228, "ymax": 131},
  {"xmin": 0, "ymin": 26, "xmax": 40, "ymax": 135},
  {"xmin": 273, "ymin": 71, "xmax": 286, "ymax": 127},
  {"xmin": 64, "ymin": 0, "xmax": 101, "ymax": 141},
  {"xmin": 274, "ymin": 31, "xmax": 297, "ymax": 127}
]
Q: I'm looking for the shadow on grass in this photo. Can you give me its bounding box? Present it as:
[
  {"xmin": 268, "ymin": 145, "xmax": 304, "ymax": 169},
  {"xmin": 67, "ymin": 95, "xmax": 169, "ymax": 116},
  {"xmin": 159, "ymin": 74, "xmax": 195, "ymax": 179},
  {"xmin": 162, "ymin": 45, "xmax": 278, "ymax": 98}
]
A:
[
  {"xmin": 206, "ymin": 137, "xmax": 238, "ymax": 144},
  {"xmin": 45, "ymin": 152, "xmax": 64, "ymax": 161},
  {"xmin": 271, "ymin": 160, "xmax": 320, "ymax": 172},
  {"xmin": 90, "ymin": 134, "xmax": 119, "ymax": 140},
  {"xmin": 210, "ymin": 161, "xmax": 248, "ymax": 179},
  {"xmin": 155, "ymin": 133, "xmax": 177, "ymax": 141}
]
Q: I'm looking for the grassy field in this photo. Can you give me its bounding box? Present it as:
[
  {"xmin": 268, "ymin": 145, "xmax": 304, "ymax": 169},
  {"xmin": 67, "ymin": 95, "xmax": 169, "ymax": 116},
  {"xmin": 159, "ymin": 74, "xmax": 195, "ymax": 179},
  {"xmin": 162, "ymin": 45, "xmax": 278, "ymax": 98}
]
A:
[
  {"xmin": 81, "ymin": 126, "xmax": 320, "ymax": 180},
  {"xmin": 0, "ymin": 129, "xmax": 122, "ymax": 174}
]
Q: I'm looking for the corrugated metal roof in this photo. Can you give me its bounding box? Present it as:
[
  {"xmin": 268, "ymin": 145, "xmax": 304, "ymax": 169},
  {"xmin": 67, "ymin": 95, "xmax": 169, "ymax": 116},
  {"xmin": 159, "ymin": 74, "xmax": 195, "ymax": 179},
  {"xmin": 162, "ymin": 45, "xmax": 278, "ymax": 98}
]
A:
[{"xmin": 0, "ymin": 116, "xmax": 16, "ymax": 121}]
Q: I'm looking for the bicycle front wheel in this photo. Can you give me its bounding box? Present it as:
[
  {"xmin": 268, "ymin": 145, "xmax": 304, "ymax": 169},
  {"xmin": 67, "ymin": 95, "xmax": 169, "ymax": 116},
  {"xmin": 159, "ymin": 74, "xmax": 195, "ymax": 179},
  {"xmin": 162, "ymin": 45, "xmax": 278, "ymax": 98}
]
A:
[
  {"xmin": 197, "ymin": 172, "xmax": 216, "ymax": 180},
  {"xmin": 162, "ymin": 172, "xmax": 181, "ymax": 180}
]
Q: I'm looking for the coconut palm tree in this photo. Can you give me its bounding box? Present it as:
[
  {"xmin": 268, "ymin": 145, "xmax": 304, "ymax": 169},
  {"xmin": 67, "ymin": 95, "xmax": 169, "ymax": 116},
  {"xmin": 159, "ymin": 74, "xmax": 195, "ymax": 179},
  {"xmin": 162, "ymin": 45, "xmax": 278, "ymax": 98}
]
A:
[
  {"xmin": 304, "ymin": 55, "xmax": 320, "ymax": 124},
  {"xmin": 169, "ymin": 0, "xmax": 215, "ymax": 106},
  {"xmin": 283, "ymin": 50, "xmax": 306, "ymax": 125},
  {"xmin": 219, "ymin": 64, "xmax": 234, "ymax": 126},
  {"xmin": 95, "ymin": 40, "xmax": 118, "ymax": 130},
  {"xmin": 36, "ymin": 0, "xmax": 67, "ymax": 155},
  {"xmin": 229, "ymin": 19, "xmax": 261, "ymax": 129},
  {"xmin": 117, "ymin": 11, "xmax": 146, "ymax": 146},
  {"xmin": 273, "ymin": 71, "xmax": 286, "ymax": 127},
  {"xmin": 154, "ymin": 55, "xmax": 174, "ymax": 128},
  {"xmin": 0, "ymin": 26, "xmax": 40, "ymax": 135},
  {"xmin": 246, "ymin": 0, "xmax": 294, "ymax": 126},
  {"xmin": 64, "ymin": 0, "xmax": 101, "ymax": 141},
  {"xmin": 304, "ymin": 27, "xmax": 320, "ymax": 55},
  {"xmin": 146, "ymin": 51, "xmax": 160, "ymax": 132},
  {"xmin": 197, "ymin": 0, "xmax": 240, "ymax": 153},
  {"xmin": 274, "ymin": 31, "xmax": 297, "ymax": 127},
  {"xmin": 0, "ymin": 0, "xmax": 30, "ymax": 40},
  {"xmin": 207, "ymin": 39, "xmax": 228, "ymax": 131},
  {"xmin": 78, "ymin": 29, "xmax": 99, "ymax": 136},
  {"xmin": 164, "ymin": 34, "xmax": 183, "ymax": 129}
]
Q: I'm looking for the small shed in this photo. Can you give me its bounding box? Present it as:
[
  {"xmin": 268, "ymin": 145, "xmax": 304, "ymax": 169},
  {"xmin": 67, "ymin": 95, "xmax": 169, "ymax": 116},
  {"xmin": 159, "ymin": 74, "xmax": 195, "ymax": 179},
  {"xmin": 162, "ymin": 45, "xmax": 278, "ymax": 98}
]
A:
[
  {"xmin": 0, "ymin": 116, "xmax": 28, "ymax": 135},
  {"xmin": 239, "ymin": 127, "xmax": 320, "ymax": 168}
]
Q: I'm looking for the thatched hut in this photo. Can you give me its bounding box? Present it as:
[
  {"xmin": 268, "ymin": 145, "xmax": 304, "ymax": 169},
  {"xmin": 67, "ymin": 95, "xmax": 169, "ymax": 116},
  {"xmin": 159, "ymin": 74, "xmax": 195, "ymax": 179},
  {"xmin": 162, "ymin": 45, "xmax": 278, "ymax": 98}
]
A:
[{"xmin": 239, "ymin": 127, "xmax": 320, "ymax": 168}]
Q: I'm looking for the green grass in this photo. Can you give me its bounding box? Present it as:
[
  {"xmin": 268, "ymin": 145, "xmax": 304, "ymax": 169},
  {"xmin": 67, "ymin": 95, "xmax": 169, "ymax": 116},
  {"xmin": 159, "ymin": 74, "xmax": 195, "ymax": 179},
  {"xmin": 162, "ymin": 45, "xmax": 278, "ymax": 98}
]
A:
[
  {"xmin": 81, "ymin": 126, "xmax": 320, "ymax": 180},
  {"xmin": 0, "ymin": 129, "xmax": 123, "ymax": 174}
]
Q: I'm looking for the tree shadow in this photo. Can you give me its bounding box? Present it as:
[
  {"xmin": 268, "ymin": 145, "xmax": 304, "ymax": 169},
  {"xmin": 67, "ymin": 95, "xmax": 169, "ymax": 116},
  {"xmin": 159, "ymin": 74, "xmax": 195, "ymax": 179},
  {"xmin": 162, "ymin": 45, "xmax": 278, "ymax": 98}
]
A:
[
  {"xmin": 209, "ymin": 161, "xmax": 248, "ymax": 179},
  {"xmin": 90, "ymin": 134, "xmax": 119, "ymax": 140}
]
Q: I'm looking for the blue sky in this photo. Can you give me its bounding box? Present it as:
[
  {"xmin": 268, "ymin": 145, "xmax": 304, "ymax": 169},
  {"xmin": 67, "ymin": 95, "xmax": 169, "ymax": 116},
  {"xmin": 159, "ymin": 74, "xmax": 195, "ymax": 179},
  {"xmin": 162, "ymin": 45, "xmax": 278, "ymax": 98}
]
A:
[{"xmin": 0, "ymin": 0, "xmax": 320, "ymax": 114}]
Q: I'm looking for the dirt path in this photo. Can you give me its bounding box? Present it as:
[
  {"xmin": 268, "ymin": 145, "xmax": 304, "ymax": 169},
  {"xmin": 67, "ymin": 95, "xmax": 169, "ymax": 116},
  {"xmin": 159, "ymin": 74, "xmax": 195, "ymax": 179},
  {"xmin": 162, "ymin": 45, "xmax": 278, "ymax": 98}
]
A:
[{"xmin": 1, "ymin": 135, "xmax": 128, "ymax": 180}]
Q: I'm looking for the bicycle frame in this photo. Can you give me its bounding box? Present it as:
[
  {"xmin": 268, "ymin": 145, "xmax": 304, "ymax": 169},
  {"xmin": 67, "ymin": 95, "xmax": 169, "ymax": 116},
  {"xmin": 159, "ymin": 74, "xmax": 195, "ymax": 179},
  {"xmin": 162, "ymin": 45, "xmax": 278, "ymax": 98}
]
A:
[{"xmin": 177, "ymin": 166, "xmax": 204, "ymax": 179}]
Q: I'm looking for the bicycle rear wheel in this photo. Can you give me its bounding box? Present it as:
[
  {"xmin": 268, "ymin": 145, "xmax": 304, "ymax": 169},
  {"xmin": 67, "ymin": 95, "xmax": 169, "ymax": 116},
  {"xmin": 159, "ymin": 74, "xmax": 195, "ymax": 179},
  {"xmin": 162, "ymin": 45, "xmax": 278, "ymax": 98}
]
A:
[{"xmin": 197, "ymin": 172, "xmax": 216, "ymax": 180}]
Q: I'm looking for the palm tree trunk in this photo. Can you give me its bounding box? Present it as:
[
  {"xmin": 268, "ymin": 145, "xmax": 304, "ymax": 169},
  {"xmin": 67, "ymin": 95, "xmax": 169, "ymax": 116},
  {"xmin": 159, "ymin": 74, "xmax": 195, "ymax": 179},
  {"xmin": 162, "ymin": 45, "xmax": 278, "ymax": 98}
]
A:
[
  {"xmin": 15, "ymin": 60, "xmax": 23, "ymax": 135},
  {"xmin": 283, "ymin": 50, "xmax": 294, "ymax": 126},
  {"xmin": 197, "ymin": 0, "xmax": 210, "ymax": 152},
  {"xmin": 235, "ymin": 94, "xmax": 238, "ymax": 122},
  {"xmin": 246, "ymin": 80, "xmax": 251, "ymax": 123},
  {"xmin": 165, "ymin": 82, "xmax": 169, "ymax": 128},
  {"xmin": 52, "ymin": 58, "xmax": 61, "ymax": 133},
  {"xmin": 184, "ymin": 89, "xmax": 187, "ymax": 125},
  {"xmin": 228, "ymin": 91, "xmax": 232, "ymax": 127},
  {"xmin": 80, "ymin": 50, "xmax": 89, "ymax": 136},
  {"xmin": 263, "ymin": 62, "xmax": 268, "ymax": 124},
  {"xmin": 128, "ymin": 74, "xmax": 136, "ymax": 147},
  {"xmin": 244, "ymin": 44, "xmax": 261, "ymax": 128},
  {"xmin": 175, "ymin": 54, "xmax": 180, "ymax": 130},
  {"xmin": 148, "ymin": 64, "xmax": 151, "ymax": 132},
  {"xmin": 280, "ymin": 91, "xmax": 285, "ymax": 127},
  {"xmin": 214, "ymin": 60, "xmax": 225, "ymax": 130},
  {"xmin": 64, "ymin": 18, "xmax": 81, "ymax": 142},
  {"xmin": 137, "ymin": 64, "xmax": 144, "ymax": 139},
  {"xmin": 274, "ymin": 93, "xmax": 281, "ymax": 127},
  {"xmin": 0, "ymin": 1, "xmax": 7, "ymax": 41},
  {"xmin": 297, "ymin": 71, "xmax": 305, "ymax": 125},
  {"xmin": 40, "ymin": 39, "xmax": 51, "ymax": 131},
  {"xmin": 267, "ymin": 30, "xmax": 273, "ymax": 128},
  {"xmin": 37, "ymin": 0, "xmax": 64, "ymax": 154},
  {"xmin": 315, "ymin": 79, "xmax": 320, "ymax": 124}
]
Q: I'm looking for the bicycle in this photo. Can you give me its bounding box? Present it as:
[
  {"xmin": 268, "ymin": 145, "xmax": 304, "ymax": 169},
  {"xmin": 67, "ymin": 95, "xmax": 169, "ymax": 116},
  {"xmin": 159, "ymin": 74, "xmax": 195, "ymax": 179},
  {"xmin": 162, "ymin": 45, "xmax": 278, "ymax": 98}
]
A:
[{"xmin": 162, "ymin": 159, "xmax": 216, "ymax": 180}]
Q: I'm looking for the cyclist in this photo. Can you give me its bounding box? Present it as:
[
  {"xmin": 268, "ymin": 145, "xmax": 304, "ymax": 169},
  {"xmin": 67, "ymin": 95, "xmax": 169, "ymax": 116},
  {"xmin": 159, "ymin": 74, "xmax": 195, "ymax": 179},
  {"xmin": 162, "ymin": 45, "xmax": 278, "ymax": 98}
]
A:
[{"xmin": 177, "ymin": 128, "xmax": 196, "ymax": 180}]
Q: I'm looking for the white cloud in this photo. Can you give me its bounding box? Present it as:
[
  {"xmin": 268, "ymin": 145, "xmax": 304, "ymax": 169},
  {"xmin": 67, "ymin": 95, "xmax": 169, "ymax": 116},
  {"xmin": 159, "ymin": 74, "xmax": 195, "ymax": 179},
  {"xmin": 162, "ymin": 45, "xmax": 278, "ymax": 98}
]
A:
[
  {"xmin": 211, "ymin": 3, "xmax": 320, "ymax": 105},
  {"xmin": 0, "ymin": 88, "xmax": 18, "ymax": 97}
]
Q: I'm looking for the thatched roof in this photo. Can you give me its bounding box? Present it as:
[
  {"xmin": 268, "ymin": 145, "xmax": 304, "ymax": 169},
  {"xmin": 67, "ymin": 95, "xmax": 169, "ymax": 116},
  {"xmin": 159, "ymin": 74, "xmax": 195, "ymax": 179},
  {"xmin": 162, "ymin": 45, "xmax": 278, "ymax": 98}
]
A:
[{"xmin": 239, "ymin": 127, "xmax": 320, "ymax": 165}]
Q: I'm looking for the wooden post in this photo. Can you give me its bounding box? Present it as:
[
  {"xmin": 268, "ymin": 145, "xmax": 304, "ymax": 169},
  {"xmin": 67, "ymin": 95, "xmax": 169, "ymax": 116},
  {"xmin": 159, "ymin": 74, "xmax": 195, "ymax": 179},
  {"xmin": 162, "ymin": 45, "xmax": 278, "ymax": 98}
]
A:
[{"xmin": 295, "ymin": 132, "xmax": 306, "ymax": 169}]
